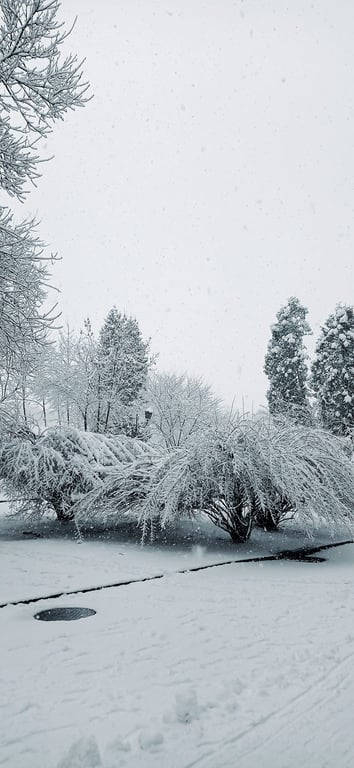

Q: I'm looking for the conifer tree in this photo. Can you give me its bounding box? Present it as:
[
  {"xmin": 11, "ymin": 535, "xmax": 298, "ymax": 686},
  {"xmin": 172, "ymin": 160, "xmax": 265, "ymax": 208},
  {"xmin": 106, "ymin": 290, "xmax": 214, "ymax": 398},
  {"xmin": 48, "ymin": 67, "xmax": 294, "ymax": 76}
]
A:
[
  {"xmin": 264, "ymin": 297, "xmax": 311, "ymax": 419},
  {"xmin": 95, "ymin": 308, "xmax": 150, "ymax": 433},
  {"xmin": 311, "ymin": 305, "xmax": 354, "ymax": 436}
]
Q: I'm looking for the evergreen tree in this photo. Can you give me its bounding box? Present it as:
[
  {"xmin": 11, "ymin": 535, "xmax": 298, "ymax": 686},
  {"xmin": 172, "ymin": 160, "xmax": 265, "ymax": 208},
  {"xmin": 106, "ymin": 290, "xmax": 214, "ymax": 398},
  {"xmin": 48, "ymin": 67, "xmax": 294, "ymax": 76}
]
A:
[
  {"xmin": 264, "ymin": 297, "xmax": 311, "ymax": 419},
  {"xmin": 96, "ymin": 308, "xmax": 150, "ymax": 432},
  {"xmin": 311, "ymin": 304, "xmax": 354, "ymax": 436}
]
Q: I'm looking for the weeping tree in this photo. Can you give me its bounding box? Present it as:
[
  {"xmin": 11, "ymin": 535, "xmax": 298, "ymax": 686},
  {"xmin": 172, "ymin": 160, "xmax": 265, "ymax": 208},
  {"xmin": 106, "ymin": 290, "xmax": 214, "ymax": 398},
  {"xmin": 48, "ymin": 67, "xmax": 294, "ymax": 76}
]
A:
[
  {"xmin": 2, "ymin": 412, "xmax": 354, "ymax": 541},
  {"xmin": 73, "ymin": 415, "xmax": 354, "ymax": 542},
  {"xmin": 0, "ymin": 424, "xmax": 157, "ymax": 520}
]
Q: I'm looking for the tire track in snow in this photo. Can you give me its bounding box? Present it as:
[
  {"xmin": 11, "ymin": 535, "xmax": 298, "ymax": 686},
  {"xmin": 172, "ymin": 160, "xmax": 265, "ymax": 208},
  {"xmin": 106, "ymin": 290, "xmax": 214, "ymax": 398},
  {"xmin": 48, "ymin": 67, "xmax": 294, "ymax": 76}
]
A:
[
  {"xmin": 0, "ymin": 539, "xmax": 352, "ymax": 610},
  {"xmin": 187, "ymin": 639, "xmax": 354, "ymax": 768}
]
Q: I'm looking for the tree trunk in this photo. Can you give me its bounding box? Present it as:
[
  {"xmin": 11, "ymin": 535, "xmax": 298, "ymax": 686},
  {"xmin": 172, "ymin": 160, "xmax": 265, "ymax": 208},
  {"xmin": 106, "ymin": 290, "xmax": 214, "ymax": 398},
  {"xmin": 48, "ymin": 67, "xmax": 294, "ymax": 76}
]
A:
[
  {"xmin": 95, "ymin": 372, "xmax": 102, "ymax": 431},
  {"xmin": 104, "ymin": 401, "xmax": 111, "ymax": 432},
  {"xmin": 228, "ymin": 506, "xmax": 253, "ymax": 542},
  {"xmin": 42, "ymin": 398, "xmax": 47, "ymax": 428},
  {"xmin": 50, "ymin": 493, "xmax": 74, "ymax": 522},
  {"xmin": 21, "ymin": 384, "xmax": 28, "ymax": 425},
  {"xmin": 57, "ymin": 398, "xmax": 62, "ymax": 426},
  {"xmin": 204, "ymin": 496, "xmax": 253, "ymax": 543}
]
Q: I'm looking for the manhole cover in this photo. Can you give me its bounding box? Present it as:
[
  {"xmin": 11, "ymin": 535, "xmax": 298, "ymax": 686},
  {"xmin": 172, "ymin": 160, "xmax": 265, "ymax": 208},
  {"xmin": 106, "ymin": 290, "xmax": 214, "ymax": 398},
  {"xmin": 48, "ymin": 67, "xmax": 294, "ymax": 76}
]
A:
[{"xmin": 34, "ymin": 607, "xmax": 96, "ymax": 622}]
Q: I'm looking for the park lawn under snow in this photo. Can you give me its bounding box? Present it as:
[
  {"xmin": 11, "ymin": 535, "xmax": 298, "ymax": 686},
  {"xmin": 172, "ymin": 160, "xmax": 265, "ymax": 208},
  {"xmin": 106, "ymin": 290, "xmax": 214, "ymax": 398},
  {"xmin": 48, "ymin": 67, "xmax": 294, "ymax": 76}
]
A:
[{"xmin": 1, "ymin": 510, "xmax": 354, "ymax": 768}]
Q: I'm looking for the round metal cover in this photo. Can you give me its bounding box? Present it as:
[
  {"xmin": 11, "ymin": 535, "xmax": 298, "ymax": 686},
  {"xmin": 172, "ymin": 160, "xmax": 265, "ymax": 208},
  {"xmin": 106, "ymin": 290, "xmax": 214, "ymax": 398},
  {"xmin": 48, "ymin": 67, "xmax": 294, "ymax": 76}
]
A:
[{"xmin": 34, "ymin": 607, "xmax": 96, "ymax": 622}]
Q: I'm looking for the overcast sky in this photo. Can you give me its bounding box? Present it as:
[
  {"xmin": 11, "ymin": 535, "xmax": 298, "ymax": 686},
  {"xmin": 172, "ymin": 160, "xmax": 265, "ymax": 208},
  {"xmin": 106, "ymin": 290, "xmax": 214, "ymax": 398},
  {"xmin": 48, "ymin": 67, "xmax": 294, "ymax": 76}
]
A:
[{"xmin": 16, "ymin": 0, "xmax": 354, "ymax": 409}]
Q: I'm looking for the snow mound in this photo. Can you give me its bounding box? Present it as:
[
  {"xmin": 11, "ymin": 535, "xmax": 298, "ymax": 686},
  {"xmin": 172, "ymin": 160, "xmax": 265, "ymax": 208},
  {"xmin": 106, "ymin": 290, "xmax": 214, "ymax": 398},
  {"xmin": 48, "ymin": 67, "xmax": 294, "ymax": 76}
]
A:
[
  {"xmin": 103, "ymin": 737, "xmax": 131, "ymax": 766},
  {"xmin": 138, "ymin": 728, "xmax": 164, "ymax": 751},
  {"xmin": 57, "ymin": 736, "xmax": 101, "ymax": 767},
  {"xmin": 175, "ymin": 687, "xmax": 199, "ymax": 724}
]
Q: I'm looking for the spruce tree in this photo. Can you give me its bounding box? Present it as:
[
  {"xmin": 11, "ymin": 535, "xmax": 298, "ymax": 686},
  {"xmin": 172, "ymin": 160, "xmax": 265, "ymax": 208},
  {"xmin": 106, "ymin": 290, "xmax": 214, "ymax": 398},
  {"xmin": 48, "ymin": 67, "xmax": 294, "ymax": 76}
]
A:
[
  {"xmin": 311, "ymin": 304, "xmax": 354, "ymax": 436},
  {"xmin": 95, "ymin": 308, "xmax": 150, "ymax": 432},
  {"xmin": 264, "ymin": 297, "xmax": 311, "ymax": 419}
]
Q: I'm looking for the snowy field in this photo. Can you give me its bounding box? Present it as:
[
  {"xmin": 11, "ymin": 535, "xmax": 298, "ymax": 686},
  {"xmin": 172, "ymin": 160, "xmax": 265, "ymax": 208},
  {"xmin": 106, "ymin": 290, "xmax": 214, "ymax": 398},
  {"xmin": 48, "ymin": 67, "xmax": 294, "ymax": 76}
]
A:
[{"xmin": 1, "ymin": 508, "xmax": 354, "ymax": 768}]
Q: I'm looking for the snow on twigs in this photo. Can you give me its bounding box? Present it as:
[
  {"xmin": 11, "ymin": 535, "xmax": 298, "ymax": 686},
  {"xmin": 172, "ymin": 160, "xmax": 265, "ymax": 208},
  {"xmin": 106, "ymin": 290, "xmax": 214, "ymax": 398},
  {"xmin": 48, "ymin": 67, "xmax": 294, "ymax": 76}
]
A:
[
  {"xmin": 0, "ymin": 426, "xmax": 157, "ymax": 521},
  {"xmin": 1, "ymin": 412, "xmax": 354, "ymax": 540},
  {"xmin": 75, "ymin": 415, "xmax": 354, "ymax": 541}
]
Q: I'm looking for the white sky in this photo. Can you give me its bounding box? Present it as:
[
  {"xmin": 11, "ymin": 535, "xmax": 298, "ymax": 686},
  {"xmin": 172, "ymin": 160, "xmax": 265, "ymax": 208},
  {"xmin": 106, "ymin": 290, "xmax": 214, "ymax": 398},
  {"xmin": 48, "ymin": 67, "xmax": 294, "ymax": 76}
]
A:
[{"xmin": 16, "ymin": 0, "xmax": 354, "ymax": 409}]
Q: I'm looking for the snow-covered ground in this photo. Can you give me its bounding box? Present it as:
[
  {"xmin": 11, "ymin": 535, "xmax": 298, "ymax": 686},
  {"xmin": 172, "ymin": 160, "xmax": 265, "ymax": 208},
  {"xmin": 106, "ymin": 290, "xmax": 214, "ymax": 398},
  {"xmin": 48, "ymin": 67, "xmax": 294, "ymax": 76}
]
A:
[{"xmin": 1, "ymin": 508, "xmax": 354, "ymax": 767}]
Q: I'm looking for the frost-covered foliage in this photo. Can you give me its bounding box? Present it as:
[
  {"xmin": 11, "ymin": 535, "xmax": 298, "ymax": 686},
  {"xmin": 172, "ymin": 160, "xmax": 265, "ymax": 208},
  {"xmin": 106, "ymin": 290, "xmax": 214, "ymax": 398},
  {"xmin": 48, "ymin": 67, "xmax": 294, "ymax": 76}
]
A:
[
  {"xmin": 264, "ymin": 297, "xmax": 311, "ymax": 421},
  {"xmin": 3, "ymin": 414, "xmax": 353, "ymax": 541},
  {"xmin": 0, "ymin": 0, "xmax": 89, "ymax": 371},
  {"xmin": 146, "ymin": 372, "xmax": 221, "ymax": 450},
  {"xmin": 74, "ymin": 415, "xmax": 354, "ymax": 542},
  {"xmin": 311, "ymin": 305, "xmax": 354, "ymax": 436},
  {"xmin": 0, "ymin": 337, "xmax": 25, "ymax": 407},
  {"xmin": 0, "ymin": 426, "xmax": 156, "ymax": 520},
  {"xmin": 247, "ymin": 416, "xmax": 354, "ymax": 532},
  {"xmin": 0, "ymin": 0, "xmax": 89, "ymax": 199},
  {"xmin": 0, "ymin": 402, "xmax": 27, "ymax": 437},
  {"xmin": 0, "ymin": 210, "xmax": 52, "ymax": 373}
]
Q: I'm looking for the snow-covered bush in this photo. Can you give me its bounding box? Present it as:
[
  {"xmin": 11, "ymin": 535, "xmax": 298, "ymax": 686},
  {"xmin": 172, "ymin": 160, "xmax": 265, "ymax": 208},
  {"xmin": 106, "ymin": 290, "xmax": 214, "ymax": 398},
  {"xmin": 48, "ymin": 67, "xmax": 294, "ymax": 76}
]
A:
[
  {"xmin": 248, "ymin": 416, "xmax": 354, "ymax": 533},
  {"xmin": 4, "ymin": 414, "xmax": 353, "ymax": 539},
  {"xmin": 74, "ymin": 415, "xmax": 354, "ymax": 541},
  {"xmin": 0, "ymin": 426, "xmax": 156, "ymax": 521},
  {"xmin": 74, "ymin": 425, "xmax": 252, "ymax": 539}
]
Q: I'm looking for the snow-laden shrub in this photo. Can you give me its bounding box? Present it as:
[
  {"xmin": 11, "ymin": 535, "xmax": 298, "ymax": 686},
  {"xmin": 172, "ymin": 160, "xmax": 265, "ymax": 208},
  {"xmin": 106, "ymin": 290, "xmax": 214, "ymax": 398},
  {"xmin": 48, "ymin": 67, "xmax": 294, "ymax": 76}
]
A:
[
  {"xmin": 245, "ymin": 416, "xmax": 354, "ymax": 533},
  {"xmin": 0, "ymin": 426, "xmax": 156, "ymax": 521},
  {"xmin": 75, "ymin": 415, "xmax": 354, "ymax": 541},
  {"xmin": 73, "ymin": 428, "xmax": 234, "ymax": 533}
]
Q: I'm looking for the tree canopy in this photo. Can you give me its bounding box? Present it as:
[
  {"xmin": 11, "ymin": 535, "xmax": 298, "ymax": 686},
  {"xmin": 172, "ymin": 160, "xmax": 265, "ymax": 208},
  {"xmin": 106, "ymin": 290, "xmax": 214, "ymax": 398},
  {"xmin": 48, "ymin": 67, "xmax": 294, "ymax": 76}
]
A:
[{"xmin": 0, "ymin": 0, "xmax": 89, "ymax": 374}]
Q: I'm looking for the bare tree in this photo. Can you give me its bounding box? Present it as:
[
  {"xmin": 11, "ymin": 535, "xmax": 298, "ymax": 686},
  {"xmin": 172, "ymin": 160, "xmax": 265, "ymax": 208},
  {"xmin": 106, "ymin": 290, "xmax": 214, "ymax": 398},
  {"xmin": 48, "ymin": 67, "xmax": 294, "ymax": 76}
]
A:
[
  {"xmin": 146, "ymin": 372, "xmax": 221, "ymax": 450},
  {"xmin": 0, "ymin": 0, "xmax": 89, "ymax": 199},
  {"xmin": 0, "ymin": 209, "xmax": 54, "ymax": 368},
  {"xmin": 39, "ymin": 321, "xmax": 99, "ymax": 431},
  {"xmin": 0, "ymin": 0, "xmax": 89, "ymax": 372}
]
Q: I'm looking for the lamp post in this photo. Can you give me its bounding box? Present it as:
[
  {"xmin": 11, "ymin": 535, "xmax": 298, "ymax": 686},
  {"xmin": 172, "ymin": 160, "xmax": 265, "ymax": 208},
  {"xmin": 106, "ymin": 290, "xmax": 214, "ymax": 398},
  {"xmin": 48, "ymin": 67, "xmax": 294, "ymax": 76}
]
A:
[
  {"xmin": 144, "ymin": 408, "xmax": 153, "ymax": 424},
  {"xmin": 133, "ymin": 409, "xmax": 153, "ymax": 438}
]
